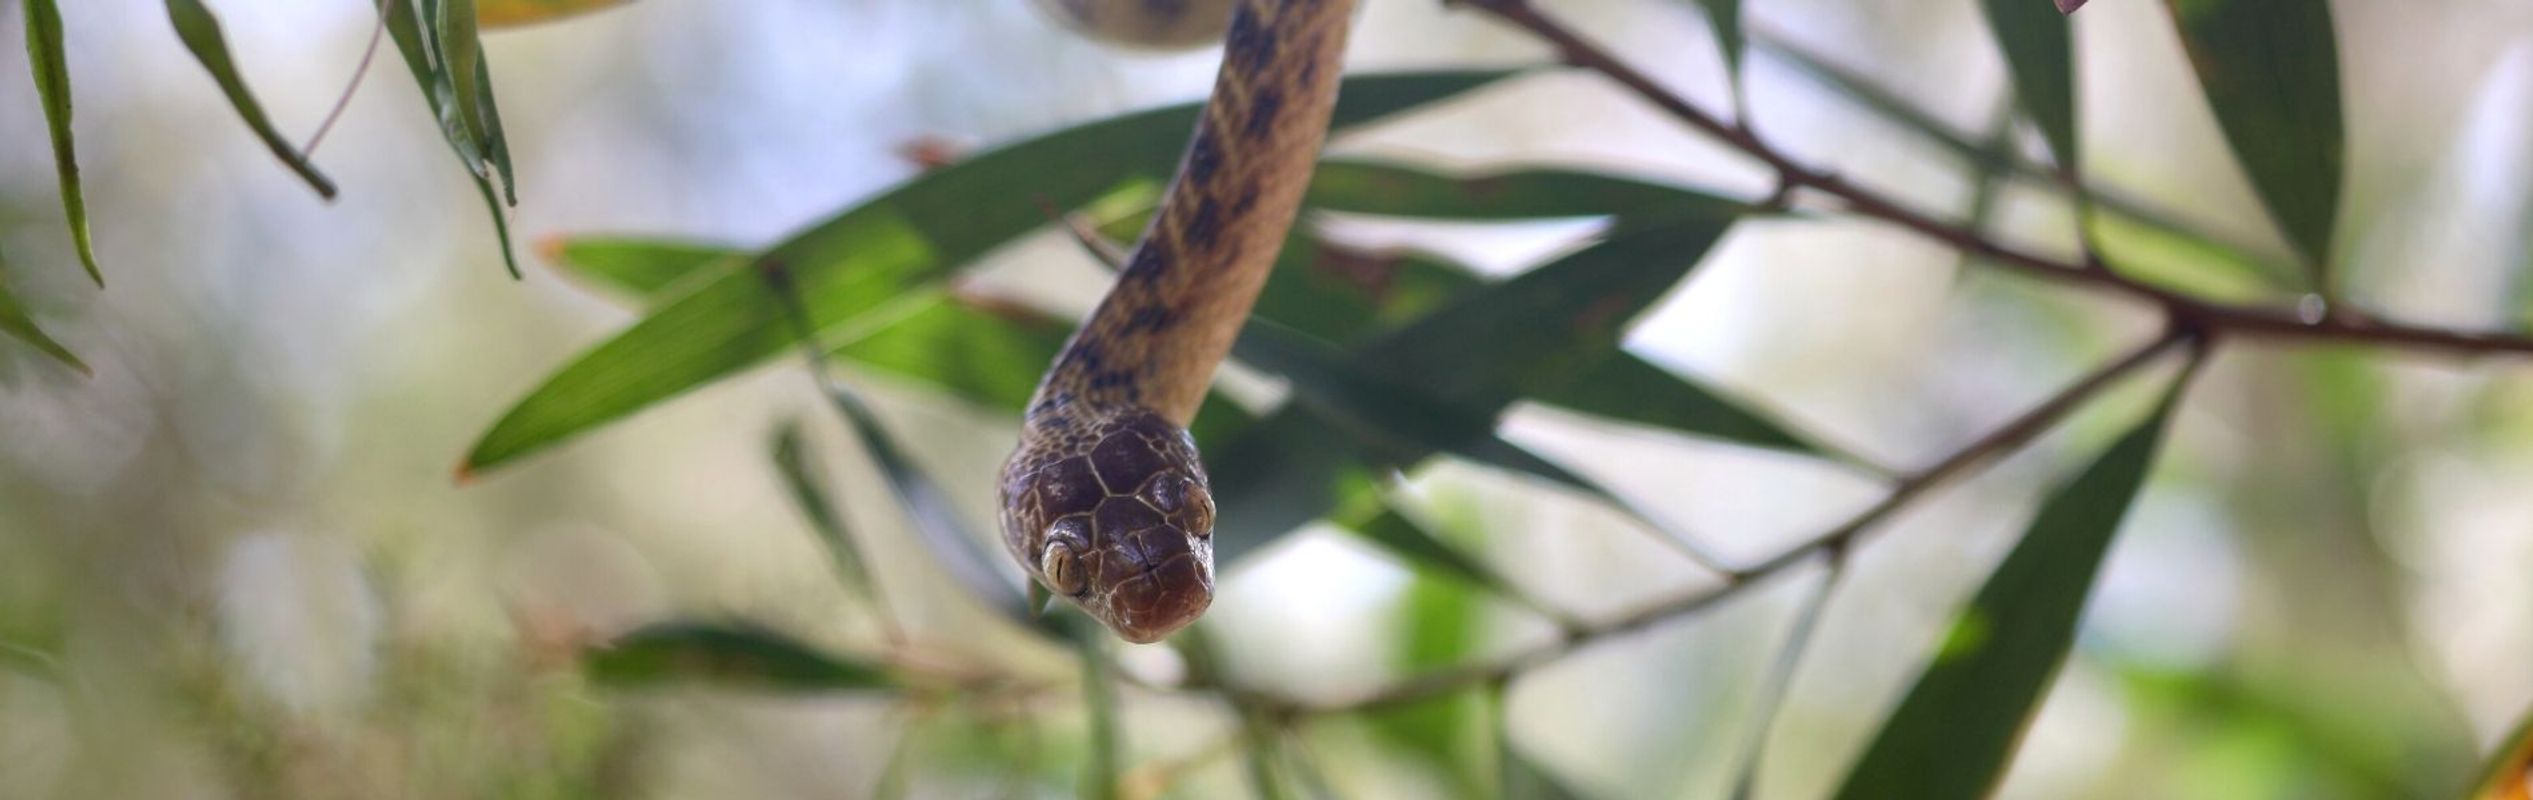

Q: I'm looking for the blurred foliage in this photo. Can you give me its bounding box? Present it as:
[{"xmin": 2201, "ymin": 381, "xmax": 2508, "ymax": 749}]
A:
[{"xmin": 1, "ymin": 0, "xmax": 2524, "ymax": 798}]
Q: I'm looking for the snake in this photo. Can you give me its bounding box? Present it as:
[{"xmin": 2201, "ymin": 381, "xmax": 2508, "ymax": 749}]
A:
[{"xmin": 999, "ymin": 0, "xmax": 1357, "ymax": 643}]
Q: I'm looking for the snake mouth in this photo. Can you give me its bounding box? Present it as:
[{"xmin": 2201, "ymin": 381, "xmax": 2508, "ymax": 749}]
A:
[{"xmin": 1102, "ymin": 550, "xmax": 1213, "ymax": 643}]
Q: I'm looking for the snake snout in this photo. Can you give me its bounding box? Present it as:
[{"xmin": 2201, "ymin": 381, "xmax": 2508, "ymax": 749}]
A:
[{"xmin": 1099, "ymin": 519, "xmax": 1215, "ymax": 643}]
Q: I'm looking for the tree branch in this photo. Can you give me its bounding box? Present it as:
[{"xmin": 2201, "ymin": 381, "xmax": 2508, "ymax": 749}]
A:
[
  {"xmin": 1273, "ymin": 330, "xmax": 2192, "ymax": 714},
  {"xmin": 1456, "ymin": 0, "xmax": 2533, "ymax": 360}
]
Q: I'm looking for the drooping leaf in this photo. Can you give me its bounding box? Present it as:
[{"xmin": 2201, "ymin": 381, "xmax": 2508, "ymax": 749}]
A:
[
  {"xmin": 162, "ymin": 0, "xmax": 337, "ymax": 199},
  {"xmin": 584, "ymin": 621, "xmax": 890, "ymax": 691},
  {"xmin": 1334, "ymin": 489, "xmax": 1507, "ymax": 597},
  {"xmin": 770, "ymin": 421, "xmax": 879, "ymax": 603},
  {"xmin": 22, "ymin": 0, "xmax": 100, "ymax": 285},
  {"xmin": 818, "ymin": 373, "xmax": 1037, "ymax": 629},
  {"xmin": 1831, "ymin": 376, "xmax": 2188, "ymax": 800},
  {"xmin": 2473, "ymin": 707, "xmax": 2533, "ymax": 800},
  {"xmin": 479, "ymin": 0, "xmax": 628, "ymax": 27},
  {"xmin": 385, "ymin": 0, "xmax": 521, "ymax": 276},
  {"xmin": 0, "ymin": 249, "xmax": 85, "ymax": 373},
  {"xmin": 1700, "ymin": 0, "xmax": 1744, "ymax": 90},
  {"xmin": 2161, "ymin": 0, "xmax": 2345, "ymax": 268},
  {"xmin": 462, "ymin": 70, "xmax": 1518, "ymax": 474},
  {"xmin": 1978, "ymin": 0, "xmax": 2077, "ymax": 169}
]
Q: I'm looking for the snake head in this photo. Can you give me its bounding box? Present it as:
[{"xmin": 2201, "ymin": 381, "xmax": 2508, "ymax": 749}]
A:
[{"xmin": 1001, "ymin": 407, "xmax": 1215, "ymax": 643}]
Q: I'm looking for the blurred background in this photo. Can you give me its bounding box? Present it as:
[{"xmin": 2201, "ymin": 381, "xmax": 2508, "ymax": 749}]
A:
[{"xmin": 3, "ymin": 0, "xmax": 2531, "ymax": 797}]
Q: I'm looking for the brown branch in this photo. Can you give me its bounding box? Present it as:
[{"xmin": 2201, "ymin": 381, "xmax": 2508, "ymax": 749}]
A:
[
  {"xmin": 1455, "ymin": 0, "xmax": 2533, "ymax": 360},
  {"xmin": 1270, "ymin": 330, "xmax": 2191, "ymax": 715}
]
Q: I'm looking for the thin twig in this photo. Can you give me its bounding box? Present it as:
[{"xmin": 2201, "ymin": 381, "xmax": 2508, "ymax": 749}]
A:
[
  {"xmin": 1267, "ymin": 330, "xmax": 2189, "ymax": 714},
  {"xmin": 1456, "ymin": 0, "xmax": 2533, "ymax": 360},
  {"xmin": 306, "ymin": 0, "xmax": 393, "ymax": 155}
]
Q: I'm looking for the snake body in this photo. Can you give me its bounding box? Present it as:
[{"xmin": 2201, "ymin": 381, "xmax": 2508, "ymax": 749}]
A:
[{"xmin": 999, "ymin": 0, "xmax": 1356, "ymax": 643}]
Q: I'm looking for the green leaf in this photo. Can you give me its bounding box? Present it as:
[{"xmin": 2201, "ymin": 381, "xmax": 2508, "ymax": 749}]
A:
[
  {"xmin": 1694, "ymin": 0, "xmax": 1743, "ymax": 91},
  {"xmin": 385, "ymin": 0, "xmax": 521, "ymax": 276},
  {"xmin": 540, "ymin": 236, "xmax": 743, "ymax": 300},
  {"xmin": 0, "ymin": 249, "xmax": 86, "ymax": 373},
  {"xmin": 818, "ymin": 377, "xmax": 1037, "ymax": 628},
  {"xmin": 22, "ymin": 0, "xmax": 100, "ymax": 285},
  {"xmin": 162, "ymin": 0, "xmax": 337, "ymax": 199},
  {"xmin": 1978, "ymin": 0, "xmax": 2077, "ymax": 169},
  {"xmin": 770, "ymin": 421, "xmax": 879, "ymax": 603},
  {"xmin": 462, "ymin": 70, "xmax": 1517, "ymax": 474},
  {"xmin": 1540, "ymin": 355, "xmax": 1817, "ymax": 455},
  {"xmin": 1308, "ymin": 160, "xmax": 1732, "ymax": 221},
  {"xmin": 584, "ymin": 621, "xmax": 890, "ymax": 691},
  {"xmin": 1336, "ymin": 497, "xmax": 1506, "ymax": 597},
  {"xmin": 1831, "ymin": 379, "xmax": 2187, "ymax": 800},
  {"xmin": 2161, "ymin": 0, "xmax": 2345, "ymax": 268}
]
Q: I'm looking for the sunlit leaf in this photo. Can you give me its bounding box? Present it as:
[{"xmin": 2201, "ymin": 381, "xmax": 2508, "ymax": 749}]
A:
[
  {"xmin": 2161, "ymin": 0, "xmax": 2344, "ymax": 268},
  {"xmin": 2474, "ymin": 707, "xmax": 2533, "ymax": 800},
  {"xmin": 462, "ymin": 70, "xmax": 1518, "ymax": 474},
  {"xmin": 1831, "ymin": 378, "xmax": 2187, "ymax": 799},
  {"xmin": 770, "ymin": 421, "xmax": 879, "ymax": 603},
  {"xmin": 1977, "ymin": 0, "xmax": 2076, "ymax": 168},
  {"xmin": 385, "ymin": 0, "xmax": 521, "ymax": 276},
  {"xmin": 540, "ymin": 236, "xmax": 742, "ymax": 300},
  {"xmin": 584, "ymin": 621, "xmax": 890, "ymax": 691},
  {"xmin": 162, "ymin": 0, "xmax": 337, "ymax": 199},
  {"xmin": 0, "ymin": 249, "xmax": 86, "ymax": 373},
  {"xmin": 479, "ymin": 0, "xmax": 628, "ymax": 28},
  {"xmin": 22, "ymin": 0, "xmax": 100, "ymax": 285}
]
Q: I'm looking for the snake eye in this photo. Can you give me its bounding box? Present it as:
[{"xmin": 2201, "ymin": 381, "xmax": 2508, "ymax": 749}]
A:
[{"xmin": 1041, "ymin": 539, "xmax": 1087, "ymax": 597}]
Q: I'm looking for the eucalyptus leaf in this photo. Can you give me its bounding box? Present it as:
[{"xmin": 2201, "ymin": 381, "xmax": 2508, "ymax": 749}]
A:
[
  {"xmin": 163, "ymin": 0, "xmax": 337, "ymax": 199},
  {"xmin": 2161, "ymin": 0, "xmax": 2345, "ymax": 269},
  {"xmin": 584, "ymin": 621, "xmax": 890, "ymax": 691},
  {"xmin": 22, "ymin": 0, "xmax": 100, "ymax": 285},
  {"xmin": 770, "ymin": 421, "xmax": 879, "ymax": 603},
  {"xmin": 1308, "ymin": 160, "xmax": 1730, "ymax": 221},
  {"xmin": 1978, "ymin": 0, "xmax": 2077, "ymax": 169},
  {"xmin": 385, "ymin": 0, "xmax": 521, "ymax": 276},
  {"xmin": 463, "ymin": 70, "xmax": 1519, "ymax": 474},
  {"xmin": 0, "ymin": 249, "xmax": 85, "ymax": 373},
  {"xmin": 1832, "ymin": 375, "xmax": 2187, "ymax": 799}
]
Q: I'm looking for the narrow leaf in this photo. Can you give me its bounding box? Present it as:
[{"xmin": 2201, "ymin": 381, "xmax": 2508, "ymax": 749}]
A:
[
  {"xmin": 771, "ymin": 421, "xmax": 879, "ymax": 603},
  {"xmin": 0, "ymin": 249, "xmax": 86, "ymax": 373},
  {"xmin": 479, "ymin": 0, "xmax": 630, "ymax": 27},
  {"xmin": 463, "ymin": 70, "xmax": 1516, "ymax": 473},
  {"xmin": 820, "ymin": 377, "xmax": 1036, "ymax": 628},
  {"xmin": 541, "ymin": 236, "xmax": 743, "ymax": 299},
  {"xmin": 2161, "ymin": 0, "xmax": 2345, "ymax": 267},
  {"xmin": 1695, "ymin": 0, "xmax": 1744, "ymax": 91},
  {"xmin": 163, "ymin": 0, "xmax": 337, "ymax": 199},
  {"xmin": 1309, "ymin": 160, "xmax": 1736, "ymax": 221},
  {"xmin": 1340, "ymin": 502, "xmax": 1505, "ymax": 596},
  {"xmin": 1831, "ymin": 378, "xmax": 2188, "ymax": 799},
  {"xmin": 1978, "ymin": 0, "xmax": 2078, "ymax": 169},
  {"xmin": 385, "ymin": 0, "xmax": 520, "ymax": 275},
  {"xmin": 22, "ymin": 0, "xmax": 100, "ymax": 285},
  {"xmin": 584, "ymin": 621, "xmax": 890, "ymax": 691}
]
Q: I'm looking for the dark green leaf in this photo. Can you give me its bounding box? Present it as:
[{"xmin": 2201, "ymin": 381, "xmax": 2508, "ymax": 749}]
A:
[
  {"xmin": 584, "ymin": 621, "xmax": 889, "ymax": 691},
  {"xmin": 0, "ymin": 249, "xmax": 85, "ymax": 373},
  {"xmin": 1831, "ymin": 380, "xmax": 2186, "ymax": 800},
  {"xmin": 2161, "ymin": 0, "xmax": 2344, "ymax": 267},
  {"xmin": 462, "ymin": 70, "xmax": 1517, "ymax": 474},
  {"xmin": 770, "ymin": 421, "xmax": 878, "ymax": 602},
  {"xmin": 1979, "ymin": 0, "xmax": 2077, "ymax": 169},
  {"xmin": 1309, "ymin": 160, "xmax": 1734, "ymax": 221},
  {"xmin": 163, "ymin": 0, "xmax": 337, "ymax": 199},
  {"xmin": 818, "ymin": 378, "xmax": 1036, "ymax": 628},
  {"xmin": 385, "ymin": 0, "xmax": 521, "ymax": 276},
  {"xmin": 22, "ymin": 0, "xmax": 100, "ymax": 285},
  {"xmin": 1695, "ymin": 0, "xmax": 1744, "ymax": 91},
  {"xmin": 1540, "ymin": 355, "xmax": 1816, "ymax": 455}
]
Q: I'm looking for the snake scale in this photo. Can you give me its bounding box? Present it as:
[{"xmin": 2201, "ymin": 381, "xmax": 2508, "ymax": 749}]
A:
[{"xmin": 999, "ymin": 0, "xmax": 1357, "ymax": 643}]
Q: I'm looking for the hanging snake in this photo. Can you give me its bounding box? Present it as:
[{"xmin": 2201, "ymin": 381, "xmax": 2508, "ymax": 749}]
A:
[{"xmin": 1000, "ymin": 0, "xmax": 1356, "ymax": 642}]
